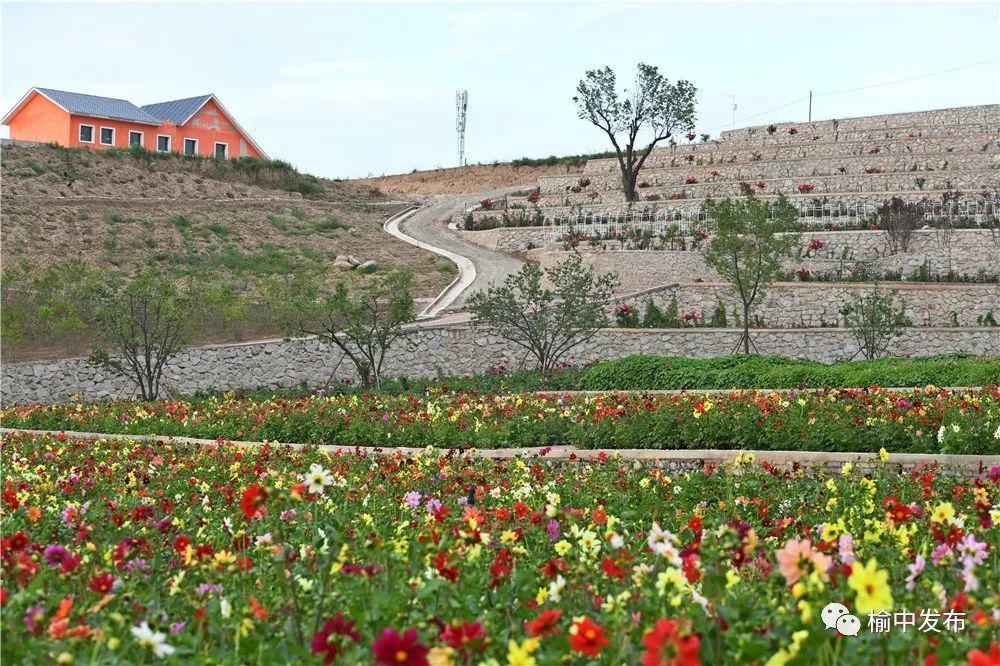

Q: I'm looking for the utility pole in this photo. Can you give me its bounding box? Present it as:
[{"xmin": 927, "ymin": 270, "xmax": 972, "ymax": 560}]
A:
[
  {"xmin": 728, "ymin": 94, "xmax": 736, "ymax": 130},
  {"xmin": 808, "ymin": 90, "xmax": 812, "ymax": 122}
]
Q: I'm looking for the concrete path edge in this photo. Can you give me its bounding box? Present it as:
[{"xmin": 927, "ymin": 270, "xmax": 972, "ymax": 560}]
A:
[{"xmin": 4, "ymin": 428, "xmax": 997, "ymax": 470}]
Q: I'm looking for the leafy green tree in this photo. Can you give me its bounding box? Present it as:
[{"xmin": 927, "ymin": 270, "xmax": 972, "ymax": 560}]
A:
[
  {"xmin": 574, "ymin": 63, "xmax": 697, "ymax": 202},
  {"xmin": 1, "ymin": 261, "xmax": 102, "ymax": 360},
  {"xmin": 467, "ymin": 252, "xmax": 620, "ymax": 373},
  {"xmin": 87, "ymin": 270, "xmax": 195, "ymax": 400},
  {"xmin": 841, "ymin": 285, "xmax": 912, "ymax": 360},
  {"xmin": 703, "ymin": 195, "xmax": 801, "ymax": 353},
  {"xmin": 269, "ymin": 270, "xmax": 415, "ymax": 387}
]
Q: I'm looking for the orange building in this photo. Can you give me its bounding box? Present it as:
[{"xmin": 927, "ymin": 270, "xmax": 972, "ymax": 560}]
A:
[{"xmin": 2, "ymin": 87, "xmax": 267, "ymax": 159}]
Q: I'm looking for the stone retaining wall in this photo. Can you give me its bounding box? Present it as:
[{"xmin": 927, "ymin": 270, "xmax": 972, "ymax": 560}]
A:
[
  {"xmin": 611, "ymin": 281, "xmax": 999, "ymax": 328},
  {"xmin": 528, "ymin": 230, "xmax": 1000, "ymax": 285},
  {"xmin": 582, "ymin": 135, "xmax": 1000, "ymax": 173},
  {"xmin": 543, "ymin": 171, "xmax": 997, "ymax": 206},
  {"xmin": 718, "ymin": 105, "xmax": 1000, "ymax": 143},
  {"xmin": 539, "ymin": 153, "xmax": 997, "ymax": 194},
  {"xmin": 3, "ymin": 325, "xmax": 997, "ymax": 405}
]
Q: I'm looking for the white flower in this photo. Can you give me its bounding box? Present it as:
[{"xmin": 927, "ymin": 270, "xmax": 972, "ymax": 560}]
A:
[
  {"xmin": 648, "ymin": 522, "xmax": 682, "ymax": 566},
  {"xmin": 994, "ymin": 424, "xmax": 1000, "ymax": 440},
  {"xmin": 220, "ymin": 598, "xmax": 231, "ymax": 619},
  {"xmin": 303, "ymin": 464, "xmax": 333, "ymax": 495},
  {"xmin": 937, "ymin": 426, "xmax": 946, "ymax": 443},
  {"xmin": 547, "ymin": 574, "xmax": 566, "ymax": 602},
  {"xmin": 131, "ymin": 622, "xmax": 176, "ymax": 659}
]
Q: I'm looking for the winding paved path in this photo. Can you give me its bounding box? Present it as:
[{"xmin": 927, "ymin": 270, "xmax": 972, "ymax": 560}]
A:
[{"xmin": 387, "ymin": 190, "xmax": 524, "ymax": 315}]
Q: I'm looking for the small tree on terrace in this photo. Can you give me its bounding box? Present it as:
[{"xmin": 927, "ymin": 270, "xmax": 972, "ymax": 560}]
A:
[
  {"xmin": 877, "ymin": 196, "xmax": 924, "ymax": 254},
  {"xmin": 268, "ymin": 269, "xmax": 415, "ymax": 387},
  {"xmin": 467, "ymin": 253, "xmax": 620, "ymax": 373},
  {"xmin": 87, "ymin": 270, "xmax": 195, "ymax": 401},
  {"xmin": 574, "ymin": 63, "xmax": 697, "ymax": 202},
  {"xmin": 841, "ymin": 285, "xmax": 911, "ymax": 360},
  {"xmin": 703, "ymin": 195, "xmax": 801, "ymax": 354}
]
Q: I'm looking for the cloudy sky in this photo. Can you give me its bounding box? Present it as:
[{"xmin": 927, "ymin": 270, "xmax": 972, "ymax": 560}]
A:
[{"xmin": 2, "ymin": 2, "xmax": 997, "ymax": 178}]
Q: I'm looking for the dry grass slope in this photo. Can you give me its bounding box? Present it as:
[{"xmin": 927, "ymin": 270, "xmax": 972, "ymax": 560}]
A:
[{"xmin": 1, "ymin": 144, "xmax": 457, "ymax": 360}]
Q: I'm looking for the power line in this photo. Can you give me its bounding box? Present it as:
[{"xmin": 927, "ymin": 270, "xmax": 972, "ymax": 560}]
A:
[
  {"xmin": 700, "ymin": 57, "xmax": 998, "ymax": 135},
  {"xmin": 814, "ymin": 58, "xmax": 999, "ymax": 98}
]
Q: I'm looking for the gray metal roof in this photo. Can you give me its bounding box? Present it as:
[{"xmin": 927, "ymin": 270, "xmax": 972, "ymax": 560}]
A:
[
  {"xmin": 36, "ymin": 88, "xmax": 161, "ymax": 124},
  {"xmin": 141, "ymin": 95, "xmax": 213, "ymax": 125}
]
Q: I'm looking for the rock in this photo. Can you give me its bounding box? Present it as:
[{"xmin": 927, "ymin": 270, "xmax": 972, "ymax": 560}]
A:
[
  {"xmin": 357, "ymin": 260, "xmax": 378, "ymax": 273},
  {"xmin": 346, "ymin": 255, "xmax": 361, "ymax": 266},
  {"xmin": 333, "ymin": 255, "xmax": 355, "ymax": 270}
]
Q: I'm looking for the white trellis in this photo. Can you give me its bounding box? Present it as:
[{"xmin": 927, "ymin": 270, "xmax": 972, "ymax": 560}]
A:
[{"xmin": 543, "ymin": 198, "xmax": 1000, "ymax": 242}]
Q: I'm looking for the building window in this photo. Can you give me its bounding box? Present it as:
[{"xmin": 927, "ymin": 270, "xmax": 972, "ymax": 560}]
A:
[
  {"xmin": 184, "ymin": 138, "xmax": 198, "ymax": 155},
  {"xmin": 79, "ymin": 124, "xmax": 94, "ymax": 143},
  {"xmin": 214, "ymin": 142, "xmax": 228, "ymax": 159},
  {"xmin": 129, "ymin": 131, "xmax": 143, "ymax": 148},
  {"xmin": 100, "ymin": 127, "xmax": 115, "ymax": 146},
  {"xmin": 157, "ymin": 135, "xmax": 171, "ymax": 152}
]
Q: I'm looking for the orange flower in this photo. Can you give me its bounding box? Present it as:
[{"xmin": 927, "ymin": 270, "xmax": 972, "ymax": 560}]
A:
[{"xmin": 248, "ymin": 594, "xmax": 268, "ymax": 621}]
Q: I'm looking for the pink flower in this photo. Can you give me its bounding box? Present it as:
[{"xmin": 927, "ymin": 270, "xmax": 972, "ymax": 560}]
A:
[
  {"xmin": 775, "ymin": 538, "xmax": 831, "ymax": 585},
  {"xmin": 905, "ymin": 555, "xmax": 925, "ymax": 590}
]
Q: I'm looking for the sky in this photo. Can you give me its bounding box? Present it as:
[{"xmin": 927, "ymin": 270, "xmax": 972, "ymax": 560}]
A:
[{"xmin": 2, "ymin": 2, "xmax": 998, "ymax": 179}]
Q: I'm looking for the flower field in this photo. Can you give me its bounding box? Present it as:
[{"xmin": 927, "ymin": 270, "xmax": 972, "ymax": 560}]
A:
[
  {"xmin": 1, "ymin": 432, "xmax": 998, "ymax": 664},
  {"xmin": 4, "ymin": 385, "xmax": 1000, "ymax": 453}
]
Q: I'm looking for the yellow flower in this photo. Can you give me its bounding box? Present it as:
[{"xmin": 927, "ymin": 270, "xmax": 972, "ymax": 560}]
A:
[
  {"xmin": 507, "ymin": 637, "xmax": 540, "ymax": 666},
  {"xmin": 428, "ymin": 646, "xmax": 456, "ymax": 666},
  {"xmin": 554, "ymin": 540, "xmax": 572, "ymax": 556},
  {"xmin": 841, "ymin": 462, "xmax": 853, "ymax": 475},
  {"xmin": 878, "ymin": 448, "xmax": 889, "ymax": 462},
  {"xmin": 848, "ymin": 558, "xmax": 893, "ymax": 614},
  {"xmin": 930, "ymin": 502, "xmax": 955, "ymax": 524}
]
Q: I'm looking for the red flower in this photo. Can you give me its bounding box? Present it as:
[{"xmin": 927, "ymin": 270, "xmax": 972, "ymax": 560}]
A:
[
  {"xmin": 967, "ymin": 642, "xmax": 1000, "ymax": 666},
  {"xmin": 569, "ymin": 617, "xmax": 609, "ymax": 657},
  {"xmin": 240, "ymin": 484, "xmax": 268, "ymax": 520},
  {"xmin": 526, "ymin": 609, "xmax": 562, "ymax": 637},
  {"xmin": 440, "ymin": 620, "xmax": 487, "ymax": 657},
  {"xmin": 88, "ymin": 572, "xmax": 115, "ymax": 594},
  {"xmin": 372, "ymin": 628, "xmax": 428, "ymax": 666},
  {"xmin": 173, "ymin": 535, "xmax": 191, "ymax": 555},
  {"xmin": 312, "ymin": 613, "xmax": 361, "ymax": 665},
  {"xmin": 641, "ymin": 619, "xmax": 701, "ymax": 666}
]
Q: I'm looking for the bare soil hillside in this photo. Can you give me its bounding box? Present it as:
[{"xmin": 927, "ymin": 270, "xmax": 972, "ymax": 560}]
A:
[
  {"xmin": 357, "ymin": 162, "xmax": 588, "ymax": 196},
  {"xmin": 1, "ymin": 144, "xmax": 456, "ymax": 361}
]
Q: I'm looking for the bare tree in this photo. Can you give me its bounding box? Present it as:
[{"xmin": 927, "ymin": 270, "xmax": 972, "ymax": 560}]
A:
[
  {"xmin": 877, "ymin": 197, "xmax": 924, "ymax": 254},
  {"xmin": 467, "ymin": 253, "xmax": 619, "ymax": 373},
  {"xmin": 269, "ymin": 269, "xmax": 414, "ymax": 387},
  {"xmin": 87, "ymin": 270, "xmax": 193, "ymax": 400},
  {"xmin": 574, "ymin": 63, "xmax": 697, "ymax": 202}
]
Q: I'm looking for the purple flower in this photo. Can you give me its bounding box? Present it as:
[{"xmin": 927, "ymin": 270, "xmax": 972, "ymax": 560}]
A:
[
  {"xmin": 170, "ymin": 621, "xmax": 187, "ymax": 634},
  {"xmin": 195, "ymin": 583, "xmax": 223, "ymax": 596},
  {"xmin": 547, "ymin": 520, "xmax": 560, "ymax": 541},
  {"xmin": 403, "ymin": 491, "xmax": 422, "ymax": 508},
  {"xmin": 956, "ymin": 534, "xmax": 987, "ymax": 567},
  {"xmin": 962, "ymin": 561, "xmax": 980, "ymax": 592},
  {"xmin": 24, "ymin": 605, "xmax": 45, "ymax": 634},
  {"xmin": 931, "ymin": 544, "xmax": 952, "ymax": 566},
  {"xmin": 43, "ymin": 544, "xmax": 71, "ymax": 568},
  {"xmin": 425, "ymin": 498, "xmax": 443, "ymax": 514}
]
